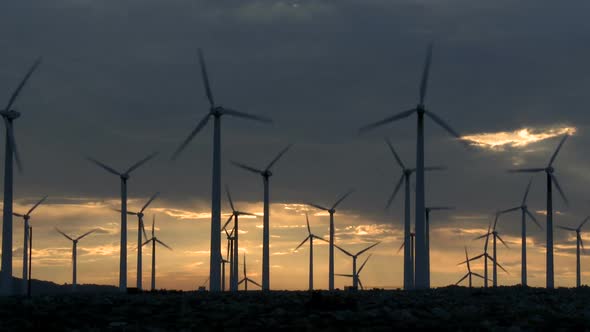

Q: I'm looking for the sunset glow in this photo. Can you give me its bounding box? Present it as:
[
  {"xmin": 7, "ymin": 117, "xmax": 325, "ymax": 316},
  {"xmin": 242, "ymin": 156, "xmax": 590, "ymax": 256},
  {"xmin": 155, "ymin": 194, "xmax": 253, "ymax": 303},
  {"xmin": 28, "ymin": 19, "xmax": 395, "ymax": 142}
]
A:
[{"xmin": 461, "ymin": 126, "xmax": 577, "ymax": 150}]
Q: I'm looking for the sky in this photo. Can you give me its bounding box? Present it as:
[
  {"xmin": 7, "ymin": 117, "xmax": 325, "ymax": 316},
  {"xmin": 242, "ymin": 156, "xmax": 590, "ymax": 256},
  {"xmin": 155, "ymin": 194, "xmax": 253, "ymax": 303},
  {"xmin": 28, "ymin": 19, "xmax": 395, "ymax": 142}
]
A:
[{"xmin": 1, "ymin": 0, "xmax": 590, "ymax": 290}]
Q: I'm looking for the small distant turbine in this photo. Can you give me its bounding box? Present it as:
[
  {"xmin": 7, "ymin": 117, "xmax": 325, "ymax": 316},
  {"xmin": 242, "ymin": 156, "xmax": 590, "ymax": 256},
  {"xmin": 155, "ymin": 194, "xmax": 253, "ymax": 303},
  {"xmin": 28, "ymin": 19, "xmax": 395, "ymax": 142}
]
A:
[
  {"xmin": 238, "ymin": 253, "xmax": 262, "ymax": 291},
  {"xmin": 334, "ymin": 242, "xmax": 380, "ymax": 291},
  {"xmin": 293, "ymin": 213, "xmax": 328, "ymax": 291},
  {"xmin": 13, "ymin": 195, "xmax": 47, "ymax": 294},
  {"xmin": 87, "ymin": 152, "xmax": 157, "ymax": 291},
  {"xmin": 307, "ymin": 189, "xmax": 354, "ymax": 291},
  {"xmin": 232, "ymin": 143, "xmax": 292, "ymax": 291},
  {"xmin": 557, "ymin": 217, "xmax": 590, "ymax": 287},
  {"xmin": 397, "ymin": 231, "xmax": 416, "ymax": 269},
  {"xmin": 456, "ymin": 247, "xmax": 486, "ymax": 288},
  {"xmin": 336, "ymin": 254, "xmax": 374, "ymax": 291},
  {"xmin": 424, "ymin": 206, "xmax": 454, "ymax": 286},
  {"xmin": 222, "ymin": 227, "xmax": 235, "ymax": 291},
  {"xmin": 142, "ymin": 215, "xmax": 172, "ymax": 291},
  {"xmin": 461, "ymin": 220, "xmax": 504, "ymax": 288},
  {"xmin": 509, "ymin": 134, "xmax": 570, "ymax": 289},
  {"xmin": 56, "ymin": 228, "xmax": 97, "ymax": 291},
  {"xmin": 475, "ymin": 213, "xmax": 509, "ymax": 287}
]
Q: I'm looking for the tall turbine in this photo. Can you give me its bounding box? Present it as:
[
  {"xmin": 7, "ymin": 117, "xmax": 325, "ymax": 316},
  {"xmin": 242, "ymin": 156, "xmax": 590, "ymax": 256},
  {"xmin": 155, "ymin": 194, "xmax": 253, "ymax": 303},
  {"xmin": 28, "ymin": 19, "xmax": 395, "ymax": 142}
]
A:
[
  {"xmin": 56, "ymin": 228, "xmax": 96, "ymax": 291},
  {"xmin": 232, "ymin": 144, "xmax": 292, "ymax": 290},
  {"xmin": 384, "ymin": 139, "xmax": 444, "ymax": 290},
  {"xmin": 223, "ymin": 186, "xmax": 257, "ymax": 292},
  {"xmin": 126, "ymin": 192, "xmax": 159, "ymax": 290},
  {"xmin": 498, "ymin": 178, "xmax": 542, "ymax": 286},
  {"xmin": 359, "ymin": 44, "xmax": 463, "ymax": 289},
  {"xmin": 1, "ymin": 58, "xmax": 42, "ymax": 294},
  {"xmin": 334, "ymin": 242, "xmax": 380, "ymax": 290},
  {"xmin": 142, "ymin": 215, "xmax": 172, "ymax": 291},
  {"xmin": 456, "ymin": 247, "xmax": 485, "ymax": 287},
  {"xmin": 294, "ymin": 213, "xmax": 328, "ymax": 291},
  {"xmin": 424, "ymin": 206, "xmax": 454, "ymax": 286},
  {"xmin": 238, "ymin": 253, "xmax": 262, "ymax": 291},
  {"xmin": 87, "ymin": 152, "xmax": 157, "ymax": 291},
  {"xmin": 557, "ymin": 217, "xmax": 590, "ymax": 287},
  {"xmin": 509, "ymin": 134, "xmax": 569, "ymax": 289},
  {"xmin": 336, "ymin": 254, "xmax": 373, "ymax": 290},
  {"xmin": 171, "ymin": 49, "xmax": 272, "ymax": 291},
  {"xmin": 307, "ymin": 189, "xmax": 354, "ymax": 290},
  {"xmin": 13, "ymin": 195, "xmax": 47, "ymax": 294}
]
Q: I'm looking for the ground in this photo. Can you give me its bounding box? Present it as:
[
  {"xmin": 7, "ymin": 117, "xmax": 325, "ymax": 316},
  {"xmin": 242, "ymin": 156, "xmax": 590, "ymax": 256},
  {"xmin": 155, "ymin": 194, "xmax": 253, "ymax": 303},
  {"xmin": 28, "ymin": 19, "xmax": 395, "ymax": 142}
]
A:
[{"xmin": 1, "ymin": 286, "xmax": 590, "ymax": 331}]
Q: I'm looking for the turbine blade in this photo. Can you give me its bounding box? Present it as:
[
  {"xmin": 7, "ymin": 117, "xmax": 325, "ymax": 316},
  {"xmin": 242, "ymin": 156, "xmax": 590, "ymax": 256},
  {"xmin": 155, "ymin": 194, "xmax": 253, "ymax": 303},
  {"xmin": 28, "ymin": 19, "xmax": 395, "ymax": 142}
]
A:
[
  {"xmin": 356, "ymin": 242, "xmax": 380, "ymax": 256},
  {"xmin": 86, "ymin": 157, "xmax": 121, "ymax": 176},
  {"xmin": 307, "ymin": 202, "xmax": 329, "ymax": 211},
  {"xmin": 140, "ymin": 192, "xmax": 160, "ymax": 213},
  {"xmin": 579, "ymin": 216, "xmax": 590, "ymax": 230},
  {"xmin": 455, "ymin": 274, "xmax": 468, "ymax": 285},
  {"xmin": 334, "ymin": 244, "xmax": 353, "ymax": 257},
  {"xmin": 156, "ymin": 239, "xmax": 172, "ymax": 250},
  {"xmin": 474, "ymin": 233, "xmax": 492, "ymax": 240},
  {"xmin": 385, "ymin": 138, "xmax": 405, "ymax": 170},
  {"xmin": 305, "ymin": 213, "xmax": 311, "ymax": 235},
  {"xmin": 525, "ymin": 209, "xmax": 543, "ymax": 229},
  {"xmin": 126, "ymin": 152, "xmax": 158, "ymax": 174},
  {"xmin": 386, "ymin": 174, "xmax": 405, "ymax": 209},
  {"xmin": 427, "ymin": 206, "xmax": 455, "ymax": 211},
  {"xmin": 12, "ymin": 212, "xmax": 24, "ymax": 218},
  {"xmin": 222, "ymin": 215, "xmax": 234, "ymax": 231},
  {"xmin": 557, "ymin": 225, "xmax": 576, "ymax": 232},
  {"xmin": 265, "ymin": 144, "xmax": 292, "ymax": 171},
  {"xmin": 225, "ymin": 185, "xmax": 235, "ymax": 212},
  {"xmin": 358, "ymin": 109, "xmax": 416, "ymax": 133},
  {"xmin": 231, "ymin": 161, "xmax": 262, "ymax": 175},
  {"xmin": 551, "ymin": 175, "xmax": 569, "ymax": 207},
  {"xmin": 171, "ymin": 114, "xmax": 210, "ymax": 160},
  {"xmin": 331, "ymin": 189, "xmax": 354, "ymax": 210},
  {"xmin": 496, "ymin": 234, "xmax": 510, "ymax": 248},
  {"xmin": 142, "ymin": 239, "xmax": 153, "ymax": 247},
  {"xmin": 198, "ymin": 49, "xmax": 215, "ymax": 107},
  {"xmin": 419, "ymin": 43, "xmax": 433, "ymax": 105},
  {"xmin": 26, "ymin": 195, "xmax": 48, "ymax": 215},
  {"xmin": 335, "ymin": 274, "xmax": 354, "ymax": 278},
  {"xmin": 249, "ymin": 279, "xmax": 262, "ymax": 288},
  {"xmin": 358, "ymin": 279, "xmax": 364, "ymax": 291},
  {"xmin": 294, "ymin": 236, "xmax": 310, "ymax": 252},
  {"xmin": 236, "ymin": 211, "xmax": 257, "ymax": 217},
  {"xmin": 522, "ymin": 177, "xmax": 533, "ymax": 205},
  {"xmin": 4, "ymin": 58, "xmax": 42, "ymax": 111},
  {"xmin": 397, "ymin": 241, "xmax": 405, "ymax": 254},
  {"xmin": 423, "ymin": 110, "xmax": 461, "ymax": 139},
  {"xmin": 580, "ymin": 234, "xmax": 586, "ymax": 253},
  {"xmin": 472, "ymin": 272, "xmax": 486, "ymax": 280},
  {"xmin": 7, "ymin": 121, "xmax": 22, "ymax": 173},
  {"xmin": 55, "ymin": 227, "xmax": 74, "ymax": 241},
  {"xmin": 222, "ymin": 108, "xmax": 272, "ymax": 124},
  {"xmin": 357, "ymin": 254, "xmax": 372, "ymax": 274},
  {"xmin": 311, "ymin": 234, "xmax": 329, "ymax": 243},
  {"xmin": 499, "ymin": 207, "xmax": 520, "ymax": 215},
  {"xmin": 548, "ymin": 134, "xmax": 569, "ymax": 167},
  {"xmin": 76, "ymin": 229, "xmax": 97, "ymax": 241},
  {"xmin": 141, "ymin": 217, "xmax": 149, "ymax": 241},
  {"xmin": 507, "ymin": 168, "xmax": 545, "ymax": 173}
]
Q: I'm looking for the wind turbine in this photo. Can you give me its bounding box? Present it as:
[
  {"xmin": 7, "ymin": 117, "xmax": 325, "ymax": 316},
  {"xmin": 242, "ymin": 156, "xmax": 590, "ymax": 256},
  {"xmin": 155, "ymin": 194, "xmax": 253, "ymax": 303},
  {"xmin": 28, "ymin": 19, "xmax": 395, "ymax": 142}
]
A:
[
  {"xmin": 557, "ymin": 217, "xmax": 590, "ymax": 287},
  {"xmin": 455, "ymin": 247, "xmax": 485, "ymax": 288},
  {"xmin": 307, "ymin": 189, "xmax": 354, "ymax": 291},
  {"xmin": 87, "ymin": 152, "xmax": 157, "ymax": 291},
  {"xmin": 171, "ymin": 50, "xmax": 272, "ymax": 292},
  {"xmin": 223, "ymin": 186, "xmax": 257, "ymax": 292},
  {"xmin": 13, "ymin": 195, "xmax": 47, "ymax": 294},
  {"xmin": 238, "ymin": 253, "xmax": 262, "ymax": 291},
  {"xmin": 461, "ymin": 220, "xmax": 503, "ymax": 288},
  {"xmin": 1, "ymin": 58, "xmax": 42, "ymax": 293},
  {"xmin": 384, "ymin": 139, "xmax": 445, "ymax": 290},
  {"xmin": 232, "ymin": 144, "xmax": 292, "ymax": 291},
  {"xmin": 223, "ymin": 226, "xmax": 235, "ymax": 291},
  {"xmin": 474, "ymin": 214, "xmax": 509, "ymax": 287},
  {"xmin": 56, "ymin": 228, "xmax": 97, "ymax": 291},
  {"xmin": 359, "ymin": 44, "xmax": 463, "ymax": 289},
  {"xmin": 294, "ymin": 213, "xmax": 328, "ymax": 291},
  {"xmin": 125, "ymin": 192, "xmax": 159, "ymax": 290},
  {"xmin": 334, "ymin": 242, "xmax": 380, "ymax": 291},
  {"xmin": 336, "ymin": 254, "xmax": 374, "ymax": 291},
  {"xmin": 498, "ymin": 178, "xmax": 542, "ymax": 286},
  {"xmin": 397, "ymin": 231, "xmax": 416, "ymax": 269},
  {"xmin": 424, "ymin": 206, "xmax": 454, "ymax": 286},
  {"xmin": 142, "ymin": 215, "xmax": 171, "ymax": 291},
  {"xmin": 509, "ymin": 134, "xmax": 569, "ymax": 289}
]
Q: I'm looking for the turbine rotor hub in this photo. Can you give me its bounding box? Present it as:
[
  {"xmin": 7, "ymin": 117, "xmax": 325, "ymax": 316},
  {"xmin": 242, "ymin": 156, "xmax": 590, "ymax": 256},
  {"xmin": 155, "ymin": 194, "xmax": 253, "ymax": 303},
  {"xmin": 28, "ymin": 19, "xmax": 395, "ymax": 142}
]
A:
[
  {"xmin": 416, "ymin": 104, "xmax": 426, "ymax": 113},
  {"xmin": 546, "ymin": 166, "xmax": 554, "ymax": 174},
  {"xmin": 138, "ymin": 212, "xmax": 144, "ymax": 218},
  {"xmin": 211, "ymin": 107, "xmax": 223, "ymax": 117},
  {"xmin": 263, "ymin": 170, "xmax": 272, "ymax": 177},
  {"xmin": 121, "ymin": 174, "xmax": 130, "ymax": 180},
  {"xmin": 2, "ymin": 110, "xmax": 20, "ymax": 120}
]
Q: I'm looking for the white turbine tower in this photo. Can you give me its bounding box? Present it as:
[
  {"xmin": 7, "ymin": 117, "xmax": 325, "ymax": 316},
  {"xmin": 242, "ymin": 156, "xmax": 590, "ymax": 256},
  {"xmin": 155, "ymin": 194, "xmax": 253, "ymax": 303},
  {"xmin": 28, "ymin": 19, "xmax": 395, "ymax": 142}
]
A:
[
  {"xmin": 384, "ymin": 139, "xmax": 444, "ymax": 290},
  {"xmin": 142, "ymin": 215, "xmax": 172, "ymax": 291},
  {"xmin": 497, "ymin": 178, "xmax": 542, "ymax": 286},
  {"xmin": 294, "ymin": 213, "xmax": 328, "ymax": 291},
  {"xmin": 232, "ymin": 144, "xmax": 292, "ymax": 291},
  {"xmin": 359, "ymin": 44, "xmax": 463, "ymax": 289},
  {"xmin": 455, "ymin": 247, "xmax": 485, "ymax": 288},
  {"xmin": 557, "ymin": 217, "xmax": 589, "ymax": 288},
  {"xmin": 56, "ymin": 228, "xmax": 97, "ymax": 291},
  {"xmin": 425, "ymin": 206, "xmax": 454, "ymax": 286},
  {"xmin": 87, "ymin": 152, "xmax": 157, "ymax": 291},
  {"xmin": 126, "ymin": 192, "xmax": 159, "ymax": 290},
  {"xmin": 307, "ymin": 189, "xmax": 354, "ymax": 291},
  {"xmin": 171, "ymin": 49, "xmax": 272, "ymax": 292},
  {"xmin": 13, "ymin": 195, "xmax": 47, "ymax": 294},
  {"xmin": 1, "ymin": 58, "xmax": 41, "ymax": 294},
  {"xmin": 238, "ymin": 253, "xmax": 262, "ymax": 291},
  {"xmin": 334, "ymin": 242, "xmax": 380, "ymax": 291},
  {"xmin": 509, "ymin": 134, "xmax": 569, "ymax": 289}
]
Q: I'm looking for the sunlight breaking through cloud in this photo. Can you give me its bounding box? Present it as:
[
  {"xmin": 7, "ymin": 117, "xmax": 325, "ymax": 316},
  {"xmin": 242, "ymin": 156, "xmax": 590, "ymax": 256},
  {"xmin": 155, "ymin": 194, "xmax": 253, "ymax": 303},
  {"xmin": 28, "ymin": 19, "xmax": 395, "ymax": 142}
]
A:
[{"xmin": 461, "ymin": 126, "xmax": 576, "ymax": 150}]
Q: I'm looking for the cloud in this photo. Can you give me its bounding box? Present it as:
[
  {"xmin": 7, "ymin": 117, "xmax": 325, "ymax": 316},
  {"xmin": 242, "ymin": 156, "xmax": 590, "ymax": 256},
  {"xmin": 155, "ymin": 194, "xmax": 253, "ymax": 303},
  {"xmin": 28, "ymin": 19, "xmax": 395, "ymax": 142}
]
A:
[{"xmin": 461, "ymin": 125, "xmax": 576, "ymax": 150}]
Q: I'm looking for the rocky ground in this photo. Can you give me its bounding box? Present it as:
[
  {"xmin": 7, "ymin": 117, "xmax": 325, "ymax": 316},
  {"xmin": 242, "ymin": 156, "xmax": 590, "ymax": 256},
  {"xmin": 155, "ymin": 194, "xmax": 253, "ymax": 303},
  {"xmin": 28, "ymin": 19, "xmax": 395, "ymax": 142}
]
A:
[{"xmin": 1, "ymin": 286, "xmax": 590, "ymax": 331}]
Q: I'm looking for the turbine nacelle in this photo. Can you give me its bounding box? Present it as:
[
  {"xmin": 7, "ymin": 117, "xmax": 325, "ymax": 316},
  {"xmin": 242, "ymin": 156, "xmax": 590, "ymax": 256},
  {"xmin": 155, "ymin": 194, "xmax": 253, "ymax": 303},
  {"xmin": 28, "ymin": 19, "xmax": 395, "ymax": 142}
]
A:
[
  {"xmin": 120, "ymin": 173, "xmax": 130, "ymax": 181},
  {"xmin": 210, "ymin": 106, "xmax": 224, "ymax": 117},
  {"xmin": 546, "ymin": 166, "xmax": 555, "ymax": 174},
  {"xmin": 416, "ymin": 104, "xmax": 425, "ymax": 113},
  {"xmin": 1, "ymin": 110, "xmax": 21, "ymax": 120}
]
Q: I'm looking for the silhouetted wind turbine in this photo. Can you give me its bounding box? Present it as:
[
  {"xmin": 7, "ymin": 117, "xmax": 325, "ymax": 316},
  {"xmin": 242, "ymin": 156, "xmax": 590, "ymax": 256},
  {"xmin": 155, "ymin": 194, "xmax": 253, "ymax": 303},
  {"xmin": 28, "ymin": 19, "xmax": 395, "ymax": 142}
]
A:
[
  {"xmin": 125, "ymin": 192, "xmax": 159, "ymax": 290},
  {"xmin": 142, "ymin": 215, "xmax": 171, "ymax": 291},
  {"xmin": 425, "ymin": 206, "xmax": 454, "ymax": 286},
  {"xmin": 498, "ymin": 178, "xmax": 542, "ymax": 286},
  {"xmin": 223, "ymin": 186, "xmax": 257, "ymax": 292},
  {"xmin": 461, "ymin": 220, "xmax": 503, "ymax": 288},
  {"xmin": 223, "ymin": 226, "xmax": 235, "ymax": 291},
  {"xmin": 475, "ymin": 214, "xmax": 509, "ymax": 287},
  {"xmin": 238, "ymin": 253, "xmax": 261, "ymax": 291},
  {"xmin": 557, "ymin": 217, "xmax": 590, "ymax": 287},
  {"xmin": 359, "ymin": 44, "xmax": 463, "ymax": 289},
  {"xmin": 1, "ymin": 58, "xmax": 42, "ymax": 293},
  {"xmin": 171, "ymin": 49, "xmax": 272, "ymax": 291},
  {"xmin": 334, "ymin": 242, "xmax": 380, "ymax": 291},
  {"xmin": 336, "ymin": 254, "xmax": 373, "ymax": 290},
  {"xmin": 87, "ymin": 152, "xmax": 157, "ymax": 291},
  {"xmin": 398, "ymin": 232, "xmax": 416, "ymax": 269},
  {"xmin": 13, "ymin": 195, "xmax": 47, "ymax": 294},
  {"xmin": 509, "ymin": 134, "xmax": 569, "ymax": 289},
  {"xmin": 56, "ymin": 228, "xmax": 96, "ymax": 291},
  {"xmin": 384, "ymin": 139, "xmax": 445, "ymax": 290},
  {"xmin": 456, "ymin": 247, "xmax": 485, "ymax": 288},
  {"xmin": 232, "ymin": 144, "xmax": 291, "ymax": 291},
  {"xmin": 307, "ymin": 189, "xmax": 354, "ymax": 291},
  {"xmin": 294, "ymin": 213, "xmax": 328, "ymax": 291}
]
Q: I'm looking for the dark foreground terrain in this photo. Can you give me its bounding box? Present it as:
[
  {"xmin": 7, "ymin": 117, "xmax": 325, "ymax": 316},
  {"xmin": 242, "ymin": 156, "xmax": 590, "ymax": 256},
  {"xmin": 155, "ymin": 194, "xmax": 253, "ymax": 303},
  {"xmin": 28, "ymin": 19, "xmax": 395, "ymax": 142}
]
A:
[{"xmin": 1, "ymin": 286, "xmax": 590, "ymax": 331}]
